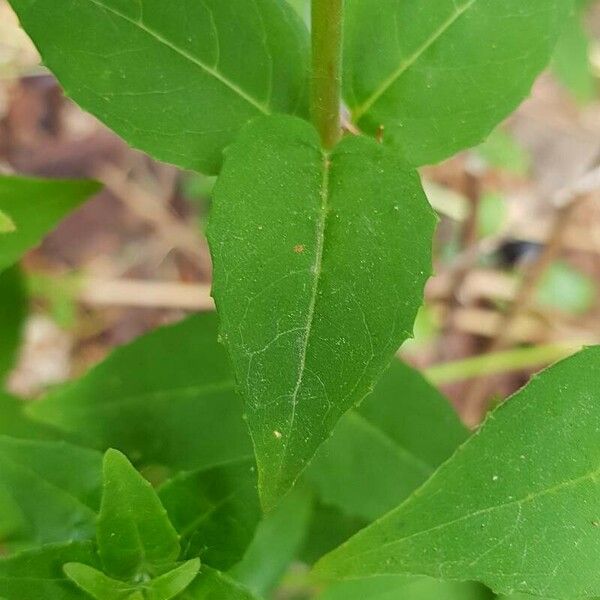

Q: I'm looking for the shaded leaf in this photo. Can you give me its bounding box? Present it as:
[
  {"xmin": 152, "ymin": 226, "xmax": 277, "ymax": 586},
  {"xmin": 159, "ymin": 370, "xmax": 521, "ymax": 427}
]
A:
[
  {"xmin": 316, "ymin": 347, "xmax": 600, "ymax": 599},
  {"xmin": 8, "ymin": 0, "xmax": 309, "ymax": 174},
  {"xmin": 209, "ymin": 115, "xmax": 435, "ymax": 509},
  {"xmin": 306, "ymin": 360, "xmax": 468, "ymax": 521},
  {"xmin": 344, "ymin": 0, "xmax": 572, "ymax": 165},
  {"xmin": 0, "ymin": 437, "xmax": 101, "ymax": 551},
  {"xmin": 0, "ymin": 392, "xmax": 63, "ymax": 441},
  {"xmin": 0, "ymin": 175, "xmax": 100, "ymax": 273},
  {"xmin": 231, "ymin": 486, "xmax": 312, "ymax": 595},
  {"xmin": 29, "ymin": 314, "xmax": 252, "ymax": 471},
  {"xmin": 159, "ymin": 459, "xmax": 260, "ymax": 570},
  {"xmin": 0, "ymin": 266, "xmax": 26, "ymax": 383},
  {"xmin": 98, "ymin": 449, "xmax": 179, "ymax": 580},
  {"xmin": 182, "ymin": 566, "xmax": 259, "ymax": 600},
  {"xmin": 0, "ymin": 541, "xmax": 98, "ymax": 600}
]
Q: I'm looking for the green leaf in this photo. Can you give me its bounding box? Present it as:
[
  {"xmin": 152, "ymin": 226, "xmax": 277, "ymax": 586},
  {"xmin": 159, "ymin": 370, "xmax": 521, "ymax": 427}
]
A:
[
  {"xmin": 65, "ymin": 559, "xmax": 200, "ymax": 600},
  {"xmin": 0, "ymin": 209, "xmax": 16, "ymax": 233},
  {"xmin": 0, "ymin": 437, "xmax": 101, "ymax": 551},
  {"xmin": 0, "ymin": 392, "xmax": 63, "ymax": 441},
  {"xmin": 158, "ymin": 459, "xmax": 260, "ymax": 570},
  {"xmin": 0, "ymin": 541, "xmax": 99, "ymax": 600},
  {"xmin": 552, "ymin": 6, "xmax": 596, "ymax": 104},
  {"xmin": 0, "ymin": 266, "xmax": 26, "ymax": 383},
  {"xmin": 64, "ymin": 563, "xmax": 133, "ymax": 600},
  {"xmin": 98, "ymin": 449, "xmax": 180, "ymax": 580},
  {"xmin": 535, "ymin": 261, "xmax": 596, "ymax": 315},
  {"xmin": 8, "ymin": 0, "xmax": 309, "ymax": 175},
  {"xmin": 306, "ymin": 360, "xmax": 468, "ymax": 521},
  {"xmin": 320, "ymin": 576, "xmax": 493, "ymax": 600},
  {"xmin": 231, "ymin": 485, "xmax": 313, "ymax": 595},
  {"xmin": 0, "ymin": 175, "xmax": 100, "ymax": 273},
  {"xmin": 29, "ymin": 314, "xmax": 252, "ymax": 471},
  {"xmin": 477, "ymin": 193, "xmax": 507, "ymax": 239},
  {"xmin": 182, "ymin": 566, "xmax": 259, "ymax": 600},
  {"xmin": 475, "ymin": 129, "xmax": 531, "ymax": 176},
  {"xmin": 344, "ymin": 0, "xmax": 572, "ymax": 165},
  {"xmin": 315, "ymin": 347, "xmax": 600, "ymax": 599},
  {"xmin": 208, "ymin": 115, "xmax": 435, "ymax": 509}
]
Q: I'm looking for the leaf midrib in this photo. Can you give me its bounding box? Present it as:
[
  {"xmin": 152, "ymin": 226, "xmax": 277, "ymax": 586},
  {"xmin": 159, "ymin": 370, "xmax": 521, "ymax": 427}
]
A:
[
  {"xmin": 352, "ymin": 0, "xmax": 477, "ymax": 121},
  {"xmin": 274, "ymin": 150, "xmax": 331, "ymax": 489},
  {"xmin": 331, "ymin": 462, "xmax": 600, "ymax": 567},
  {"xmin": 85, "ymin": 0, "xmax": 272, "ymax": 116}
]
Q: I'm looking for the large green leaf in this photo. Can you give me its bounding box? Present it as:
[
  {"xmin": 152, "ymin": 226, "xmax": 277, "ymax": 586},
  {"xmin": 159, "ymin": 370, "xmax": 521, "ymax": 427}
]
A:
[
  {"xmin": 0, "ymin": 175, "xmax": 100, "ymax": 273},
  {"xmin": 231, "ymin": 485, "xmax": 313, "ymax": 595},
  {"xmin": 0, "ymin": 267, "xmax": 26, "ymax": 383},
  {"xmin": 306, "ymin": 359, "xmax": 468, "ymax": 521},
  {"xmin": 182, "ymin": 567, "xmax": 259, "ymax": 600},
  {"xmin": 344, "ymin": 0, "xmax": 572, "ymax": 165},
  {"xmin": 0, "ymin": 437, "xmax": 102, "ymax": 551},
  {"xmin": 316, "ymin": 347, "xmax": 600, "ymax": 599},
  {"xmin": 29, "ymin": 314, "xmax": 252, "ymax": 471},
  {"xmin": 97, "ymin": 450, "xmax": 180, "ymax": 580},
  {"xmin": 8, "ymin": 0, "xmax": 309, "ymax": 175},
  {"xmin": 208, "ymin": 115, "xmax": 435, "ymax": 509},
  {"xmin": 320, "ymin": 576, "xmax": 493, "ymax": 600},
  {"xmin": 0, "ymin": 541, "xmax": 98, "ymax": 600},
  {"xmin": 159, "ymin": 459, "xmax": 260, "ymax": 570}
]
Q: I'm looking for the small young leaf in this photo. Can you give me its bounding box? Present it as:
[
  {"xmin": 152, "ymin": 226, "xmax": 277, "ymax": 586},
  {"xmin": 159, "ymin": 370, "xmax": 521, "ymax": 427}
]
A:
[
  {"xmin": 0, "ymin": 209, "xmax": 16, "ymax": 233},
  {"xmin": 182, "ymin": 566, "xmax": 259, "ymax": 600},
  {"xmin": 8, "ymin": 0, "xmax": 309, "ymax": 174},
  {"xmin": 0, "ymin": 541, "xmax": 99, "ymax": 600},
  {"xmin": 97, "ymin": 449, "xmax": 180, "ymax": 580},
  {"xmin": 146, "ymin": 559, "xmax": 201, "ymax": 600},
  {"xmin": 316, "ymin": 347, "xmax": 600, "ymax": 599},
  {"xmin": 64, "ymin": 563, "xmax": 133, "ymax": 600},
  {"xmin": 306, "ymin": 360, "xmax": 468, "ymax": 521},
  {"xmin": 0, "ymin": 266, "xmax": 26, "ymax": 383},
  {"xmin": 209, "ymin": 115, "xmax": 436, "ymax": 509},
  {"xmin": 0, "ymin": 437, "xmax": 102, "ymax": 551},
  {"xmin": 29, "ymin": 314, "xmax": 252, "ymax": 471},
  {"xmin": 65, "ymin": 559, "xmax": 200, "ymax": 600},
  {"xmin": 344, "ymin": 0, "xmax": 572, "ymax": 165},
  {"xmin": 159, "ymin": 460, "xmax": 260, "ymax": 570},
  {"xmin": 0, "ymin": 175, "xmax": 100, "ymax": 273}
]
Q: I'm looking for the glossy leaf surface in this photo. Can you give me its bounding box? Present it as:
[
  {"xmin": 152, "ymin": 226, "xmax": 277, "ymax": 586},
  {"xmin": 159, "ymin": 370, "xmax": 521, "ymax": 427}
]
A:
[
  {"xmin": 0, "ymin": 175, "xmax": 99, "ymax": 273},
  {"xmin": 316, "ymin": 347, "xmax": 600, "ymax": 599},
  {"xmin": 209, "ymin": 115, "xmax": 435, "ymax": 509},
  {"xmin": 344, "ymin": 0, "xmax": 572, "ymax": 165},
  {"xmin": 8, "ymin": 0, "xmax": 309, "ymax": 174}
]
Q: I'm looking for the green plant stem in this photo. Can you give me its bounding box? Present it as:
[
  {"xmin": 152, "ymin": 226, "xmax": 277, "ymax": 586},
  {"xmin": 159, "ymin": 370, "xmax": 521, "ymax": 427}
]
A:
[
  {"xmin": 311, "ymin": 0, "xmax": 344, "ymax": 149},
  {"xmin": 424, "ymin": 341, "xmax": 586, "ymax": 386}
]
